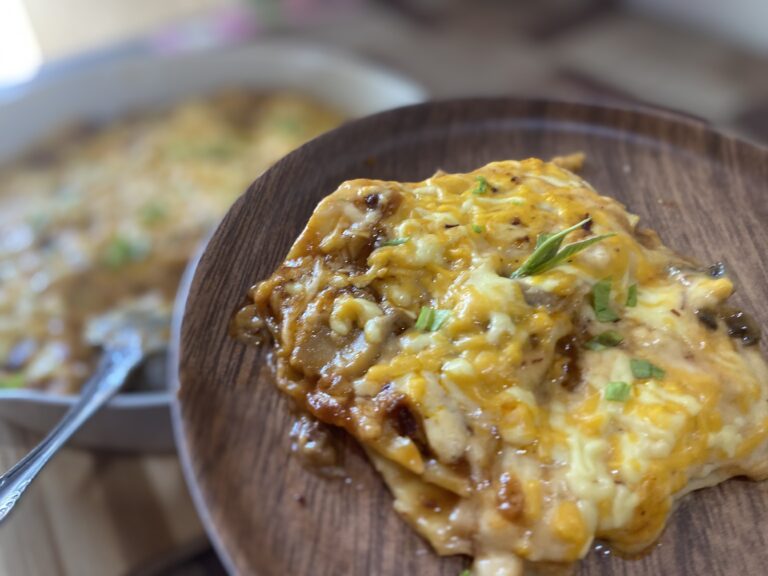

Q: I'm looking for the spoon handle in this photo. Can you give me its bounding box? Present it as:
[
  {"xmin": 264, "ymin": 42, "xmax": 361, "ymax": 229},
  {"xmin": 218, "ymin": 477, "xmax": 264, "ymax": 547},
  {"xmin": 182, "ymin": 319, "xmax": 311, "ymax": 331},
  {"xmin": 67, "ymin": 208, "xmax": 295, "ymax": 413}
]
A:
[{"xmin": 0, "ymin": 342, "xmax": 143, "ymax": 523}]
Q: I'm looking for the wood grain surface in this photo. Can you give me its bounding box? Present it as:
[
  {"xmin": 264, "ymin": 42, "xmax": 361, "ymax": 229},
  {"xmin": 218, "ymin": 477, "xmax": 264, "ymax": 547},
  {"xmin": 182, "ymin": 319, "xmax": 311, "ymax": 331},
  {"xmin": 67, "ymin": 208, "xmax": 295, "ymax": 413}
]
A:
[
  {"xmin": 0, "ymin": 420, "xmax": 205, "ymax": 576},
  {"xmin": 173, "ymin": 98, "xmax": 768, "ymax": 576}
]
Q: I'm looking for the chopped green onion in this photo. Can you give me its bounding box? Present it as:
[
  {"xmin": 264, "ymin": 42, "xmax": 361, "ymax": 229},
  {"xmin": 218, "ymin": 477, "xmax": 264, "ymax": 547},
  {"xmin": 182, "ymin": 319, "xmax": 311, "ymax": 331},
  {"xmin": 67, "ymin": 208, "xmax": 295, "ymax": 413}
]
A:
[
  {"xmin": 630, "ymin": 359, "xmax": 665, "ymax": 380},
  {"xmin": 415, "ymin": 307, "xmax": 432, "ymax": 330},
  {"xmin": 459, "ymin": 571, "xmax": 471, "ymax": 576},
  {"xmin": 0, "ymin": 373, "xmax": 25, "ymax": 389},
  {"xmin": 511, "ymin": 218, "xmax": 614, "ymax": 278},
  {"xmin": 27, "ymin": 212, "xmax": 51, "ymax": 234},
  {"xmin": 626, "ymin": 283, "xmax": 638, "ymax": 307},
  {"xmin": 140, "ymin": 201, "xmax": 168, "ymax": 226},
  {"xmin": 604, "ymin": 381, "xmax": 631, "ymax": 402},
  {"xmin": 381, "ymin": 237, "xmax": 410, "ymax": 247},
  {"xmin": 274, "ymin": 116, "xmax": 302, "ymax": 134},
  {"xmin": 171, "ymin": 141, "xmax": 237, "ymax": 159},
  {"xmin": 585, "ymin": 330, "xmax": 624, "ymax": 351},
  {"xmin": 430, "ymin": 310, "xmax": 451, "ymax": 331},
  {"xmin": 204, "ymin": 142, "xmax": 237, "ymax": 159},
  {"xmin": 102, "ymin": 236, "xmax": 150, "ymax": 269},
  {"xmin": 591, "ymin": 279, "xmax": 620, "ymax": 322},
  {"xmin": 472, "ymin": 224, "xmax": 485, "ymax": 234},
  {"xmin": 472, "ymin": 175, "xmax": 489, "ymax": 195},
  {"xmin": 415, "ymin": 307, "xmax": 451, "ymax": 332}
]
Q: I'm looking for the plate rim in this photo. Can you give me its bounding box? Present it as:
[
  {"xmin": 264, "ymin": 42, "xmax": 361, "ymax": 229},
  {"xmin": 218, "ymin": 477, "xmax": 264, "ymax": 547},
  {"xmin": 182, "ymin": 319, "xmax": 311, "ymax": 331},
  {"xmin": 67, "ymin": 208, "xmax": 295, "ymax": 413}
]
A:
[{"xmin": 171, "ymin": 95, "xmax": 768, "ymax": 575}]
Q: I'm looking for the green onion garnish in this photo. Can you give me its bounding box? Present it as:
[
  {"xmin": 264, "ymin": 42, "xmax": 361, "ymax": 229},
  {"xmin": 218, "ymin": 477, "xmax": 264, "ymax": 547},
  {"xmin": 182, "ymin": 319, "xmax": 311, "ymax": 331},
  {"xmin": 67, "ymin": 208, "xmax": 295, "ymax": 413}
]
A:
[
  {"xmin": 274, "ymin": 116, "xmax": 302, "ymax": 135},
  {"xmin": 171, "ymin": 141, "xmax": 237, "ymax": 159},
  {"xmin": 27, "ymin": 212, "xmax": 51, "ymax": 234},
  {"xmin": 102, "ymin": 236, "xmax": 150, "ymax": 269},
  {"xmin": 472, "ymin": 224, "xmax": 485, "ymax": 234},
  {"xmin": 459, "ymin": 571, "xmax": 471, "ymax": 576},
  {"xmin": 604, "ymin": 381, "xmax": 631, "ymax": 402},
  {"xmin": 430, "ymin": 310, "xmax": 451, "ymax": 330},
  {"xmin": 591, "ymin": 278, "xmax": 620, "ymax": 322},
  {"xmin": 0, "ymin": 373, "xmax": 25, "ymax": 389},
  {"xmin": 415, "ymin": 307, "xmax": 451, "ymax": 331},
  {"xmin": 140, "ymin": 201, "xmax": 168, "ymax": 226},
  {"xmin": 381, "ymin": 237, "xmax": 410, "ymax": 247},
  {"xmin": 585, "ymin": 330, "xmax": 624, "ymax": 351},
  {"xmin": 472, "ymin": 176, "xmax": 489, "ymax": 195},
  {"xmin": 630, "ymin": 359, "xmax": 665, "ymax": 380},
  {"xmin": 626, "ymin": 283, "xmax": 638, "ymax": 307},
  {"xmin": 511, "ymin": 218, "xmax": 614, "ymax": 278},
  {"xmin": 415, "ymin": 307, "xmax": 432, "ymax": 330}
]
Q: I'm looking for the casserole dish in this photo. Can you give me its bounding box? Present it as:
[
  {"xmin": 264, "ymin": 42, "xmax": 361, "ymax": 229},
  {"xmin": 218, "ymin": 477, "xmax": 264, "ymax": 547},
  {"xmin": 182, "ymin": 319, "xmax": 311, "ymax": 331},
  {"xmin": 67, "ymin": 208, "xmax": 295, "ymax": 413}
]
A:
[{"xmin": 0, "ymin": 40, "xmax": 425, "ymax": 451}]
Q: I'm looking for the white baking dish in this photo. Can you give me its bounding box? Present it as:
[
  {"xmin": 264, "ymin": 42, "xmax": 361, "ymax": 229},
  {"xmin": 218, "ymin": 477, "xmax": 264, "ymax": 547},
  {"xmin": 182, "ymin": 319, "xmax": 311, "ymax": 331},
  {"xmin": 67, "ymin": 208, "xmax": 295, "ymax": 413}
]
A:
[{"xmin": 0, "ymin": 40, "xmax": 426, "ymax": 451}]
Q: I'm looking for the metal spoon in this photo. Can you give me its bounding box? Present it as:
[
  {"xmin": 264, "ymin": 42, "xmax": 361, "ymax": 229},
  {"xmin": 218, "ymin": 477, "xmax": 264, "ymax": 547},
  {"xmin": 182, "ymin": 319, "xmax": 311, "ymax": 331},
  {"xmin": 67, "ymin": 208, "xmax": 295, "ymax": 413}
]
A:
[{"xmin": 0, "ymin": 296, "xmax": 169, "ymax": 522}]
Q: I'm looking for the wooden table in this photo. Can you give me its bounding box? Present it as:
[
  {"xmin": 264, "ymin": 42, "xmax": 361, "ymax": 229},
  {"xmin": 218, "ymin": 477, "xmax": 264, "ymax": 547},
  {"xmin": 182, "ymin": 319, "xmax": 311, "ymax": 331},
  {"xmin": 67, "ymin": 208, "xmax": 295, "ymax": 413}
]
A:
[{"xmin": 0, "ymin": 420, "xmax": 205, "ymax": 576}]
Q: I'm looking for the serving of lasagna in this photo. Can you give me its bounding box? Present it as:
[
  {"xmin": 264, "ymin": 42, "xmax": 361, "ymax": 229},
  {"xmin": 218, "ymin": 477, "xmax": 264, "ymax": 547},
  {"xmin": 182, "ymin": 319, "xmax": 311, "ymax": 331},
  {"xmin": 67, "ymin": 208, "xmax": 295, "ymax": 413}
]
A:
[{"xmin": 234, "ymin": 158, "xmax": 768, "ymax": 574}]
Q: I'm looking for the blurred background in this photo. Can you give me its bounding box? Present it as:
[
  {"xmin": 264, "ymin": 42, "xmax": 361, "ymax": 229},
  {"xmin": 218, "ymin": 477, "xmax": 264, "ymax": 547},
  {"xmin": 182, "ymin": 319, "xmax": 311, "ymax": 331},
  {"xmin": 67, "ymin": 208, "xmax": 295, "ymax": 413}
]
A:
[
  {"xmin": 0, "ymin": 1, "xmax": 766, "ymax": 575},
  {"xmin": 2, "ymin": 0, "xmax": 768, "ymax": 141}
]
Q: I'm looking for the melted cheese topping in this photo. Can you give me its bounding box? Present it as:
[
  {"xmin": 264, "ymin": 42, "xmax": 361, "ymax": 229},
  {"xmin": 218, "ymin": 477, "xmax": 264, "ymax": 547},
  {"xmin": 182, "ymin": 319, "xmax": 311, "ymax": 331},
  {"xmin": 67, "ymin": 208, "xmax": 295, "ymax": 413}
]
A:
[
  {"xmin": 0, "ymin": 91, "xmax": 342, "ymax": 392},
  {"xmin": 237, "ymin": 158, "xmax": 768, "ymax": 574}
]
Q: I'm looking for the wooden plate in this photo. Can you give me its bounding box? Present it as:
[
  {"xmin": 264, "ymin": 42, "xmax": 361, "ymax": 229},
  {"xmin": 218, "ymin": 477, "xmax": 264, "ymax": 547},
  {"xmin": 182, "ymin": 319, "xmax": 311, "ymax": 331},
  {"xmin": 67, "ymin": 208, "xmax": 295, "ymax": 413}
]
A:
[{"xmin": 172, "ymin": 99, "xmax": 768, "ymax": 576}]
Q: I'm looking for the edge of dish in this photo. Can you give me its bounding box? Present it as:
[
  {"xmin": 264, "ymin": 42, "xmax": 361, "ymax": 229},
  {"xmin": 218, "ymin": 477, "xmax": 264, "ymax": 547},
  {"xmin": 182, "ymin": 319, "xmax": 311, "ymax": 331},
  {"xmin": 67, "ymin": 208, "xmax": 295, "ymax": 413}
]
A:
[
  {"xmin": 0, "ymin": 40, "xmax": 427, "ymax": 412},
  {"xmin": 170, "ymin": 235, "xmax": 238, "ymax": 574}
]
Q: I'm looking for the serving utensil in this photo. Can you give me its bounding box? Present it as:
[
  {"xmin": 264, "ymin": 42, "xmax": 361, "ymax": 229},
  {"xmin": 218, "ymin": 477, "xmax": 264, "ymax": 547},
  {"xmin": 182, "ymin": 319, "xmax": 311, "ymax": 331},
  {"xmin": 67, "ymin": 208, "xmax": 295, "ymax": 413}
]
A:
[
  {"xmin": 0, "ymin": 300, "xmax": 169, "ymax": 522},
  {"xmin": 173, "ymin": 98, "xmax": 768, "ymax": 575}
]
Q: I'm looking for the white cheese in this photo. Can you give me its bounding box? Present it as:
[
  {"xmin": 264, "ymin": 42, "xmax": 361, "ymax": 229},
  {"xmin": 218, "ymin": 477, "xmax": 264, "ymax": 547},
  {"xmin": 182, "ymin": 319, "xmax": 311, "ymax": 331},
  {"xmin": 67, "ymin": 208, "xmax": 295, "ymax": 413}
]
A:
[
  {"xmin": 487, "ymin": 312, "xmax": 516, "ymax": 345},
  {"xmin": 708, "ymin": 425, "xmax": 742, "ymax": 458}
]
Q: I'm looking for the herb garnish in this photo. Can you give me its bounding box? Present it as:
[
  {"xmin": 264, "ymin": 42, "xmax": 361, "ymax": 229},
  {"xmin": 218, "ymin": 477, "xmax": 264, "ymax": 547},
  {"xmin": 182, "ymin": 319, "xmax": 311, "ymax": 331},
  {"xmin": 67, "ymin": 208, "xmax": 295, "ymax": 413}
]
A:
[
  {"xmin": 472, "ymin": 176, "xmax": 489, "ymax": 195},
  {"xmin": 102, "ymin": 236, "xmax": 150, "ymax": 269},
  {"xmin": 630, "ymin": 359, "xmax": 665, "ymax": 380},
  {"xmin": 140, "ymin": 201, "xmax": 168, "ymax": 226},
  {"xmin": 0, "ymin": 373, "xmax": 24, "ymax": 389},
  {"xmin": 591, "ymin": 279, "xmax": 620, "ymax": 322},
  {"xmin": 171, "ymin": 141, "xmax": 237, "ymax": 159},
  {"xmin": 626, "ymin": 283, "xmax": 638, "ymax": 307},
  {"xmin": 511, "ymin": 218, "xmax": 614, "ymax": 278},
  {"xmin": 274, "ymin": 116, "xmax": 303, "ymax": 135},
  {"xmin": 604, "ymin": 381, "xmax": 631, "ymax": 402},
  {"xmin": 27, "ymin": 212, "xmax": 51, "ymax": 234},
  {"xmin": 415, "ymin": 307, "xmax": 451, "ymax": 331},
  {"xmin": 472, "ymin": 224, "xmax": 485, "ymax": 234},
  {"xmin": 585, "ymin": 330, "xmax": 624, "ymax": 351},
  {"xmin": 381, "ymin": 237, "xmax": 410, "ymax": 247}
]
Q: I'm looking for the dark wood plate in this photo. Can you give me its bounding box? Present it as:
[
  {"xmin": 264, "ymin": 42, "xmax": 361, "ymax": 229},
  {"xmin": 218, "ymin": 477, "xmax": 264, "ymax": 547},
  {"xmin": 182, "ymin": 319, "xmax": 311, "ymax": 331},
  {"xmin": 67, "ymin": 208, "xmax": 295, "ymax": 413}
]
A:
[{"xmin": 172, "ymin": 99, "xmax": 768, "ymax": 576}]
